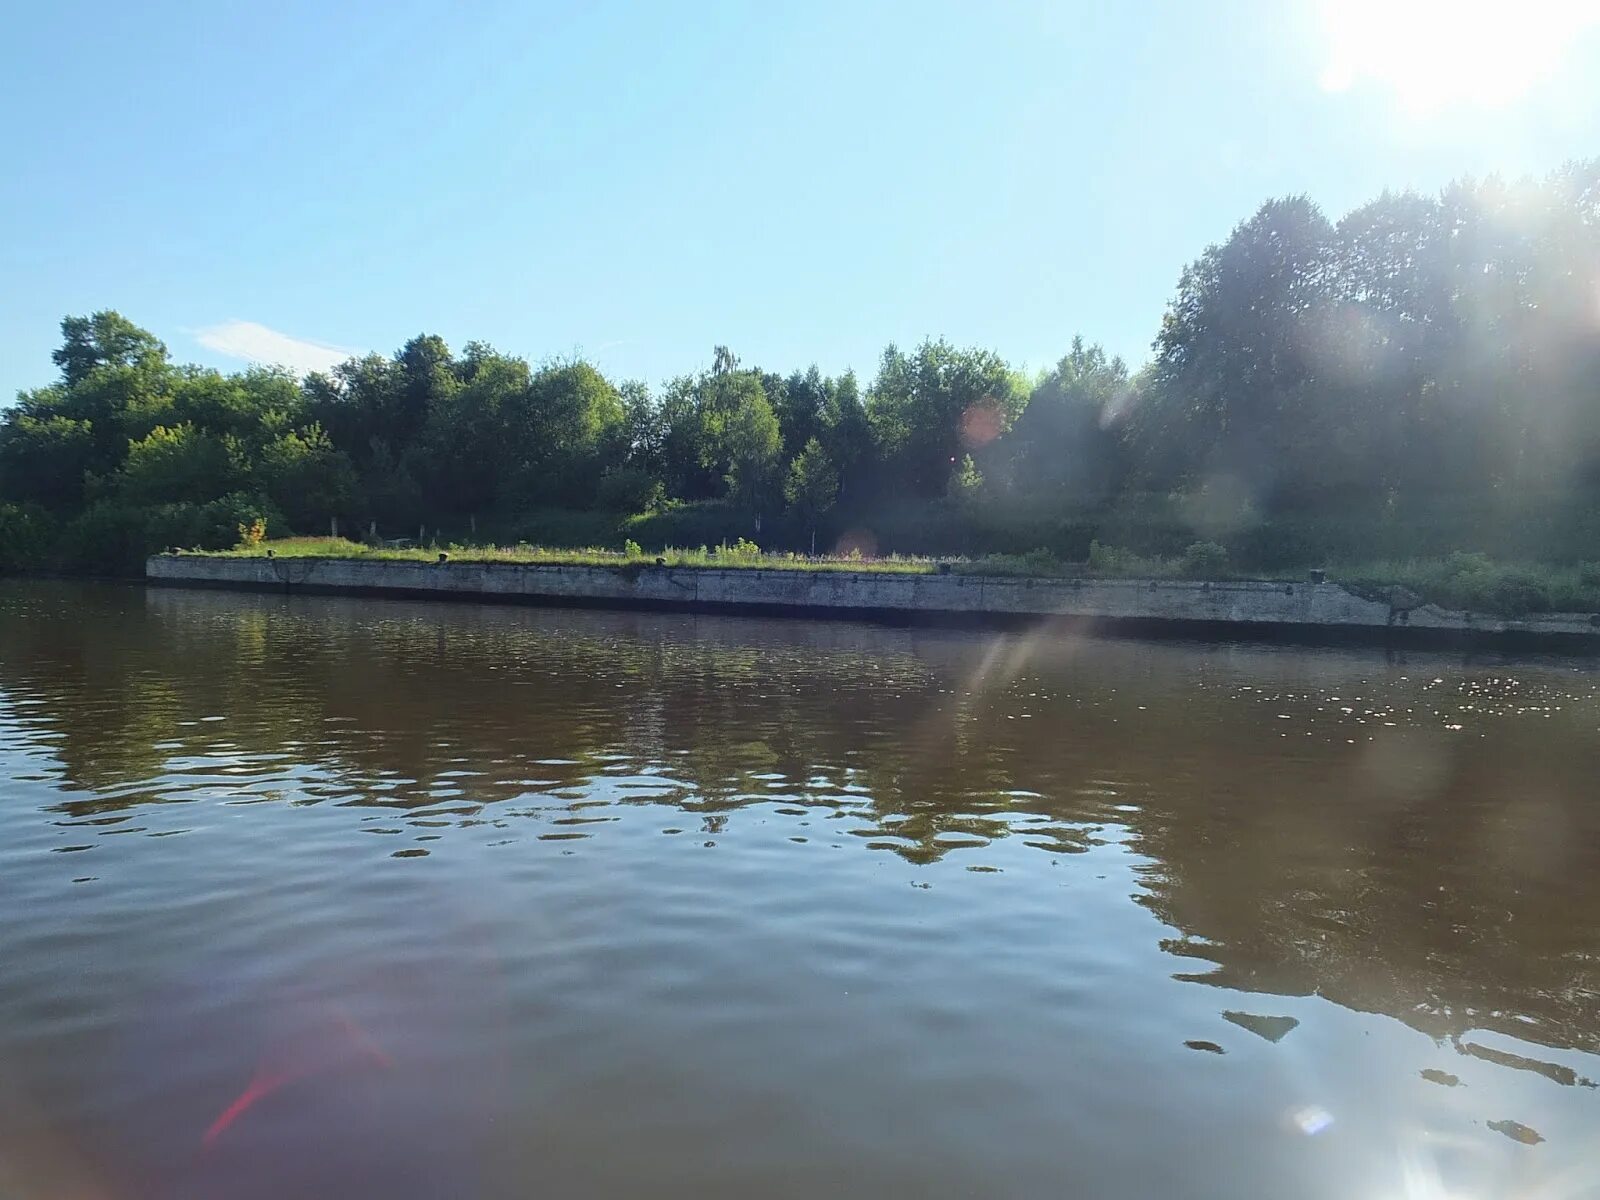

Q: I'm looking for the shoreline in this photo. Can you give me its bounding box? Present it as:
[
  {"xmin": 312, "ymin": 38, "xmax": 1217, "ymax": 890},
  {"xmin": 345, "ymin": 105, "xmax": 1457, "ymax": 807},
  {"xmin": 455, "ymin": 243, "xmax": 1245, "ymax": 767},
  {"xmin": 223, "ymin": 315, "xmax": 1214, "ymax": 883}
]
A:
[{"xmin": 144, "ymin": 555, "xmax": 1600, "ymax": 650}]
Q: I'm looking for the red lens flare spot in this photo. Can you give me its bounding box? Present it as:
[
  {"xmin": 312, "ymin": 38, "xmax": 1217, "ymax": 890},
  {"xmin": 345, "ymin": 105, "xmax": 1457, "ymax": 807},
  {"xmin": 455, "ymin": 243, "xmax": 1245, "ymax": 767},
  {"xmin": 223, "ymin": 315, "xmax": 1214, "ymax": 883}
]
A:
[{"xmin": 959, "ymin": 404, "xmax": 1002, "ymax": 449}]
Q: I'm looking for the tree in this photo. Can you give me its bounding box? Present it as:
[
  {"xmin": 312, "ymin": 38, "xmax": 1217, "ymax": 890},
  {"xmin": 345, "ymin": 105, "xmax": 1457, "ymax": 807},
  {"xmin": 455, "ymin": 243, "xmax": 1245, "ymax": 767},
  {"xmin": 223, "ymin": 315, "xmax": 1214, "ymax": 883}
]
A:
[
  {"xmin": 654, "ymin": 375, "xmax": 708, "ymax": 499},
  {"xmin": 417, "ymin": 345, "xmax": 529, "ymax": 514},
  {"xmin": 784, "ymin": 438, "xmax": 839, "ymax": 553},
  {"xmin": 947, "ymin": 453, "xmax": 983, "ymax": 505},
  {"xmin": 775, "ymin": 366, "xmax": 827, "ymax": 464},
  {"xmin": 504, "ymin": 359, "xmax": 627, "ymax": 507},
  {"xmin": 817, "ymin": 369, "xmax": 871, "ymax": 502},
  {"xmin": 52, "ymin": 311, "xmax": 167, "ymax": 387},
  {"xmin": 1133, "ymin": 196, "xmax": 1337, "ymax": 502},
  {"xmin": 867, "ymin": 339, "xmax": 1029, "ymax": 498},
  {"xmin": 392, "ymin": 334, "xmax": 457, "ymax": 453},
  {"xmin": 255, "ymin": 424, "xmax": 357, "ymax": 530},
  {"xmin": 118, "ymin": 423, "xmax": 241, "ymax": 505},
  {"xmin": 8, "ymin": 158, "xmax": 1599, "ymax": 580},
  {"xmin": 0, "ymin": 408, "xmax": 96, "ymax": 508},
  {"xmin": 723, "ymin": 388, "xmax": 781, "ymax": 528},
  {"xmin": 306, "ymin": 353, "xmax": 395, "ymax": 473},
  {"xmin": 1003, "ymin": 337, "xmax": 1130, "ymax": 503}
]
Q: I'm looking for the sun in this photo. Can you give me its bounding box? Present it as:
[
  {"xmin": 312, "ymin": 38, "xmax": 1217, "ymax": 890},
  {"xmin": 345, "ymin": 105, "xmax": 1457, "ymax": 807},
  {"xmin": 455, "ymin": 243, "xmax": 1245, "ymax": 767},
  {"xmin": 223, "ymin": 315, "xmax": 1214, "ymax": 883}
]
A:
[{"xmin": 1317, "ymin": 0, "xmax": 1600, "ymax": 115}]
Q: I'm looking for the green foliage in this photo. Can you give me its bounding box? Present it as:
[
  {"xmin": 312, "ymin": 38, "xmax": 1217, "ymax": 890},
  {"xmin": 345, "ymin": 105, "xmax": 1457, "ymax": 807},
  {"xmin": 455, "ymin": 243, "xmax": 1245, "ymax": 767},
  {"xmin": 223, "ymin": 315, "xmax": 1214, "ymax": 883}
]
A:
[
  {"xmin": 53, "ymin": 493, "xmax": 282, "ymax": 576},
  {"xmin": 1179, "ymin": 541, "xmax": 1229, "ymax": 579},
  {"xmin": 212, "ymin": 536, "xmax": 934, "ymax": 575},
  {"xmin": 504, "ymin": 360, "xmax": 629, "ymax": 506},
  {"xmin": 0, "ymin": 411, "xmax": 96, "ymax": 508},
  {"xmin": 1001, "ymin": 336, "xmax": 1129, "ymax": 504},
  {"xmin": 502, "ymin": 506, "xmax": 623, "ymax": 549},
  {"xmin": 9, "ymin": 162, "xmax": 1600, "ymax": 598},
  {"xmin": 1425, "ymin": 552, "xmax": 1551, "ymax": 616},
  {"xmin": 119, "ymin": 423, "xmax": 241, "ymax": 504},
  {"xmin": 783, "ymin": 438, "xmax": 839, "ymax": 533},
  {"xmin": 955, "ymin": 548, "xmax": 1068, "ymax": 577},
  {"xmin": 1132, "ymin": 165, "xmax": 1600, "ymax": 509},
  {"xmin": 0, "ymin": 503, "xmax": 60, "ymax": 572},
  {"xmin": 254, "ymin": 423, "xmax": 356, "ymax": 529},
  {"xmin": 1088, "ymin": 540, "xmax": 1173, "ymax": 577},
  {"xmin": 947, "ymin": 454, "xmax": 984, "ymax": 504},
  {"xmin": 597, "ymin": 466, "xmax": 665, "ymax": 514},
  {"xmin": 52, "ymin": 311, "xmax": 167, "ymax": 386},
  {"xmin": 624, "ymin": 500, "xmax": 755, "ymax": 551},
  {"xmin": 1337, "ymin": 554, "xmax": 1600, "ymax": 617},
  {"xmin": 58, "ymin": 502, "xmax": 152, "ymax": 575},
  {"xmin": 867, "ymin": 339, "xmax": 1029, "ymax": 497},
  {"xmin": 720, "ymin": 384, "xmax": 782, "ymax": 517}
]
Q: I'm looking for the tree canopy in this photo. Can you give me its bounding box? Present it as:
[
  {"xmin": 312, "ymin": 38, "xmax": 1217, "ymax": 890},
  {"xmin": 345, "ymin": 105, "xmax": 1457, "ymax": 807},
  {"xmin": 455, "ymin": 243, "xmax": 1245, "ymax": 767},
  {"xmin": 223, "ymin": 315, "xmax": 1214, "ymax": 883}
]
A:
[{"xmin": 3, "ymin": 161, "xmax": 1598, "ymax": 574}]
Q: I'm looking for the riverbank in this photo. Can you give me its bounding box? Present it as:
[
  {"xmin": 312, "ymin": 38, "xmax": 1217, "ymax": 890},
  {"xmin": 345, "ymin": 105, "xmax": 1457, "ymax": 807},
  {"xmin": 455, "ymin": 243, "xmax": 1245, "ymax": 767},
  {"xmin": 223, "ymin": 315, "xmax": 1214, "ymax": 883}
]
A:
[{"xmin": 146, "ymin": 554, "xmax": 1600, "ymax": 648}]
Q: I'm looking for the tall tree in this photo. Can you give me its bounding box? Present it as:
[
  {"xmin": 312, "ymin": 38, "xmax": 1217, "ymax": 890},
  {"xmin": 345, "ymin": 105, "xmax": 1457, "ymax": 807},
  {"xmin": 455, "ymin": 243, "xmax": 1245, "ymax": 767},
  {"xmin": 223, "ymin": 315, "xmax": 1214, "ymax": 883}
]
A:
[
  {"xmin": 784, "ymin": 437, "xmax": 840, "ymax": 554},
  {"xmin": 1003, "ymin": 337, "xmax": 1130, "ymax": 503},
  {"xmin": 723, "ymin": 387, "xmax": 781, "ymax": 529},
  {"xmin": 1134, "ymin": 196, "xmax": 1337, "ymax": 504},
  {"xmin": 52, "ymin": 311, "xmax": 167, "ymax": 387},
  {"xmin": 866, "ymin": 339, "xmax": 1029, "ymax": 498}
]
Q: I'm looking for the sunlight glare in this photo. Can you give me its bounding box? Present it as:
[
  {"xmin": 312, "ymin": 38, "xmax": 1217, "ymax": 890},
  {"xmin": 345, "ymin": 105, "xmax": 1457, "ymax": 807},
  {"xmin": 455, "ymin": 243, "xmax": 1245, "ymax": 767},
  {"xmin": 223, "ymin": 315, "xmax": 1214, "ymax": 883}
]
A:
[{"xmin": 1318, "ymin": 0, "xmax": 1600, "ymax": 114}]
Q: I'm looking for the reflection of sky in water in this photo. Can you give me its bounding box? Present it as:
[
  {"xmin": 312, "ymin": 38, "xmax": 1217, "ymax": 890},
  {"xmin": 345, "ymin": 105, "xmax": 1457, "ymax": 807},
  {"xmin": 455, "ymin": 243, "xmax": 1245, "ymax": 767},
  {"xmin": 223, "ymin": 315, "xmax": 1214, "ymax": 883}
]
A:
[{"xmin": 0, "ymin": 582, "xmax": 1596, "ymax": 1198}]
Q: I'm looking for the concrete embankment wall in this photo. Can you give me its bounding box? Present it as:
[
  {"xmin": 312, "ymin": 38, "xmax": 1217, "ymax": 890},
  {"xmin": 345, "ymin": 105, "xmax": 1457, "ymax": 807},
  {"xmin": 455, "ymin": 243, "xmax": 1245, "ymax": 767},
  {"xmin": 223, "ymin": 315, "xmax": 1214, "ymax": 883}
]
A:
[{"xmin": 145, "ymin": 555, "xmax": 1600, "ymax": 647}]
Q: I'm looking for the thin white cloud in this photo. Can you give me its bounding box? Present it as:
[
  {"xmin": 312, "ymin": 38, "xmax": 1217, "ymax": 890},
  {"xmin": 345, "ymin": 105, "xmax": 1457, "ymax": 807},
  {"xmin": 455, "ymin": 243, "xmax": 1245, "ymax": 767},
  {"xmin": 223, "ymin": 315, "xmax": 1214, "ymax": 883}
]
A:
[{"xmin": 194, "ymin": 319, "xmax": 357, "ymax": 377}]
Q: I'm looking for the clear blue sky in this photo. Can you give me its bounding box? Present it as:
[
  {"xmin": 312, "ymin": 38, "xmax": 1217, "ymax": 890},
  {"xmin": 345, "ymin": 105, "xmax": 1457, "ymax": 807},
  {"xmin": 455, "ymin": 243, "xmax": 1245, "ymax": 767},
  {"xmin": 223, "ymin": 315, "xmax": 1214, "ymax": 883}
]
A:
[{"xmin": 3, "ymin": 0, "xmax": 1597, "ymax": 401}]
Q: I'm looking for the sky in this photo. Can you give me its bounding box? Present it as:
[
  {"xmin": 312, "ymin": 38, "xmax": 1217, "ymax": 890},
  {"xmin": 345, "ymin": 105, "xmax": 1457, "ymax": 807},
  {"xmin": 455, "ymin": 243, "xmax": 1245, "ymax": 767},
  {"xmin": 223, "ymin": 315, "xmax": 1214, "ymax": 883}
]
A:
[{"xmin": 2, "ymin": 0, "xmax": 1598, "ymax": 402}]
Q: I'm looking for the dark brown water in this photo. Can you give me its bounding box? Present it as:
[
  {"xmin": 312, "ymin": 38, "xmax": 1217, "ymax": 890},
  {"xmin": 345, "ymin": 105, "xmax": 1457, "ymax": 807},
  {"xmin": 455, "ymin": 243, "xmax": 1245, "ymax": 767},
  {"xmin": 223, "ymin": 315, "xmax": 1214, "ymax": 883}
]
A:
[{"xmin": 1, "ymin": 581, "xmax": 1597, "ymax": 1198}]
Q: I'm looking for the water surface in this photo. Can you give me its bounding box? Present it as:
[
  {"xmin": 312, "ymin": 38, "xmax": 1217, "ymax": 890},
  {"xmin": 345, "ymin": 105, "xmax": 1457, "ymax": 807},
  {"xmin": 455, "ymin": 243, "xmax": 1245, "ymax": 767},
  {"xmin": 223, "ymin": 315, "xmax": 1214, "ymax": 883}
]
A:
[{"xmin": 1, "ymin": 581, "xmax": 1597, "ymax": 1197}]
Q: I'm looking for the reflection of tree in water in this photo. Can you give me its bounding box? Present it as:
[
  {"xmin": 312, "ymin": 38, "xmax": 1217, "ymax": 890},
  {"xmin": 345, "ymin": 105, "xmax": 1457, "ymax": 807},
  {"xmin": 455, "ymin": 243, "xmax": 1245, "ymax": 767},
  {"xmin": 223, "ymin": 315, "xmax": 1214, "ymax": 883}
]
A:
[
  {"xmin": 1130, "ymin": 715, "xmax": 1600, "ymax": 1064},
  {"xmin": 5, "ymin": 587, "xmax": 1077, "ymax": 859},
  {"xmin": 4, "ymin": 582, "xmax": 1600, "ymax": 1066}
]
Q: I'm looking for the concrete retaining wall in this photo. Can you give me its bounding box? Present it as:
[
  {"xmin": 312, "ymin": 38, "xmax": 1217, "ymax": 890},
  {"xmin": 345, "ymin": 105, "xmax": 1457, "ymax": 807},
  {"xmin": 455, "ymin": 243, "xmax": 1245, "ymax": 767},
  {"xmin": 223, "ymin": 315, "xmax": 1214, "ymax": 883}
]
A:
[{"xmin": 145, "ymin": 555, "xmax": 1600, "ymax": 646}]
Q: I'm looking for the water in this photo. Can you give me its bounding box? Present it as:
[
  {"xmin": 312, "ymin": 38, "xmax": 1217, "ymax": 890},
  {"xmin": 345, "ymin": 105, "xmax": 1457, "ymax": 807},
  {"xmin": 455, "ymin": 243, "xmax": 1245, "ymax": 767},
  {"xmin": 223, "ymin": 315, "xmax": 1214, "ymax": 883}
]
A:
[{"xmin": 1, "ymin": 581, "xmax": 1597, "ymax": 1198}]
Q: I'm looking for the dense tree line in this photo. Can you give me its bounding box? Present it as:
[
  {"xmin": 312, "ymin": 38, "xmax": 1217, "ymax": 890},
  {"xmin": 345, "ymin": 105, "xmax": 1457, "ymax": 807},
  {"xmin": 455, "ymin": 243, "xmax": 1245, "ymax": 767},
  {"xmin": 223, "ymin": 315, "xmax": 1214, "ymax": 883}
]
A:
[{"xmin": 2, "ymin": 161, "xmax": 1597, "ymax": 573}]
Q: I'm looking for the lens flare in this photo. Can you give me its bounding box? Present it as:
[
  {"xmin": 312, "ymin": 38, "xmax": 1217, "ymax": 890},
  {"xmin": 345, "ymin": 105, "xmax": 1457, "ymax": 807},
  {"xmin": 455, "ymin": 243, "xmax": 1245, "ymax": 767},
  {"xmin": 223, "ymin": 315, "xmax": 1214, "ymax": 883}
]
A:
[{"xmin": 1318, "ymin": 0, "xmax": 1600, "ymax": 114}]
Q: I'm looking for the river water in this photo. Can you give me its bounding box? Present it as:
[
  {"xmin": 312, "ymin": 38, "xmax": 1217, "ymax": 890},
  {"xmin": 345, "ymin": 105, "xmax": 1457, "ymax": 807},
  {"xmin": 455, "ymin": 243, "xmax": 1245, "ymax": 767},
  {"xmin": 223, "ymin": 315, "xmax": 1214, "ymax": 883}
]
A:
[{"xmin": 0, "ymin": 580, "xmax": 1596, "ymax": 1198}]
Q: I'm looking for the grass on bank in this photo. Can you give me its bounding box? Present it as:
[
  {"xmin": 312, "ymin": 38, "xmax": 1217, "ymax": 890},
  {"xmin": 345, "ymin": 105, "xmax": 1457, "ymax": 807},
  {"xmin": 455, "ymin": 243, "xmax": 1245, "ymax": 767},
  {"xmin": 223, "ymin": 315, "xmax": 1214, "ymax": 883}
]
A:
[
  {"xmin": 192, "ymin": 536, "xmax": 1600, "ymax": 617},
  {"xmin": 207, "ymin": 536, "xmax": 937, "ymax": 574},
  {"xmin": 1337, "ymin": 553, "xmax": 1600, "ymax": 617}
]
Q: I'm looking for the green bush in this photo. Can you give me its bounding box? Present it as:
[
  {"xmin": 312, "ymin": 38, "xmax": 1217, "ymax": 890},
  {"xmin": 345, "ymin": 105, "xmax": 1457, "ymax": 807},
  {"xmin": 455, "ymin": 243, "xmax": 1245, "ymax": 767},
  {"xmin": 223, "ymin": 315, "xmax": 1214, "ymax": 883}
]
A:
[
  {"xmin": 1482, "ymin": 571, "xmax": 1552, "ymax": 616},
  {"xmin": 1338, "ymin": 553, "xmax": 1600, "ymax": 617},
  {"xmin": 627, "ymin": 501, "xmax": 763, "ymax": 551},
  {"xmin": 55, "ymin": 493, "xmax": 284, "ymax": 576},
  {"xmin": 58, "ymin": 503, "xmax": 153, "ymax": 575},
  {"xmin": 1225, "ymin": 521, "xmax": 1326, "ymax": 569},
  {"xmin": 147, "ymin": 493, "xmax": 284, "ymax": 555},
  {"xmin": 955, "ymin": 547, "xmax": 1070, "ymax": 577},
  {"xmin": 1088, "ymin": 540, "xmax": 1170, "ymax": 576},
  {"xmin": 1179, "ymin": 540, "xmax": 1229, "ymax": 578},
  {"xmin": 0, "ymin": 503, "xmax": 60, "ymax": 572},
  {"xmin": 597, "ymin": 467, "xmax": 665, "ymax": 515},
  {"xmin": 503, "ymin": 506, "xmax": 624, "ymax": 549}
]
